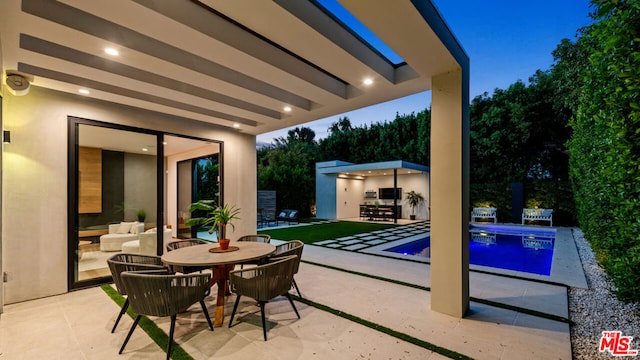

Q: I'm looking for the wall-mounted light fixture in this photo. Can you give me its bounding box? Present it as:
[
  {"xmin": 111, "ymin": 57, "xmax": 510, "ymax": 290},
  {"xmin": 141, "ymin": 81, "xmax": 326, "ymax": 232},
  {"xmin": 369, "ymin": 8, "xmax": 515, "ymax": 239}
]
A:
[{"xmin": 2, "ymin": 130, "xmax": 10, "ymax": 143}]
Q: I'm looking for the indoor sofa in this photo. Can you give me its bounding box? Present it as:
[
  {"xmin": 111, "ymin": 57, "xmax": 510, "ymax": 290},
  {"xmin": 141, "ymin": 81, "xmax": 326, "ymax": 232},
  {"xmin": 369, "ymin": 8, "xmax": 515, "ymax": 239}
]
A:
[{"xmin": 99, "ymin": 222, "xmax": 145, "ymax": 251}]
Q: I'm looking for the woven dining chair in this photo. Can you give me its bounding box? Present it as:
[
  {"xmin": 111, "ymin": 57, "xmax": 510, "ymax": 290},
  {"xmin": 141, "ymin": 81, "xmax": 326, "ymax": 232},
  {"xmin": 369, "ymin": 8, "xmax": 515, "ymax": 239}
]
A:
[
  {"xmin": 269, "ymin": 240, "xmax": 304, "ymax": 297},
  {"xmin": 106, "ymin": 253, "xmax": 166, "ymax": 333},
  {"xmin": 236, "ymin": 234, "xmax": 272, "ymax": 268},
  {"xmin": 165, "ymin": 239, "xmax": 210, "ymax": 273},
  {"xmin": 118, "ymin": 269, "xmax": 213, "ymax": 360},
  {"xmin": 228, "ymin": 255, "xmax": 300, "ymax": 341},
  {"xmin": 236, "ymin": 234, "xmax": 271, "ymax": 243}
]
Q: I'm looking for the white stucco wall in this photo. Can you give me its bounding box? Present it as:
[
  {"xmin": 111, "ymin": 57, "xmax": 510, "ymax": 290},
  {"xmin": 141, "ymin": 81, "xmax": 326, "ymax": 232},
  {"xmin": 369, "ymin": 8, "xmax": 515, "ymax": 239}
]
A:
[
  {"xmin": 335, "ymin": 177, "xmax": 364, "ymax": 219},
  {"xmin": 1, "ymin": 86, "xmax": 256, "ymax": 304},
  {"xmin": 0, "ymin": 32, "xmax": 4, "ymax": 313}
]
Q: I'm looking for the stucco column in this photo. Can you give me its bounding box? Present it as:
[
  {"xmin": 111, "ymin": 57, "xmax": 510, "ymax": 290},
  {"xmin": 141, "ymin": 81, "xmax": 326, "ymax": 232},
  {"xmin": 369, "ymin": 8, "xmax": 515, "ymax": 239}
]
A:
[{"xmin": 430, "ymin": 68, "xmax": 470, "ymax": 317}]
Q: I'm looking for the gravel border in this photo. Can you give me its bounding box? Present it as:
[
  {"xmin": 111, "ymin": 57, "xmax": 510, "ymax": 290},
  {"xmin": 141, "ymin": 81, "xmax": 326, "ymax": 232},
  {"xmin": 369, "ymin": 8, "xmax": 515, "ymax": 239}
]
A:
[{"xmin": 569, "ymin": 228, "xmax": 640, "ymax": 359}]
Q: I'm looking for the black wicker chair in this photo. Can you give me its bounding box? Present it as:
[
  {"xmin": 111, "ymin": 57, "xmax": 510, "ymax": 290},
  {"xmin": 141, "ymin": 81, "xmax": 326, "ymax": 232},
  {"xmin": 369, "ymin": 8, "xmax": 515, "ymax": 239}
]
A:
[
  {"xmin": 228, "ymin": 255, "xmax": 300, "ymax": 341},
  {"xmin": 269, "ymin": 240, "xmax": 304, "ymax": 297},
  {"xmin": 236, "ymin": 234, "xmax": 272, "ymax": 268},
  {"xmin": 106, "ymin": 253, "xmax": 166, "ymax": 333},
  {"xmin": 165, "ymin": 239, "xmax": 210, "ymax": 273},
  {"xmin": 119, "ymin": 270, "xmax": 213, "ymax": 360},
  {"xmin": 237, "ymin": 234, "xmax": 271, "ymax": 243}
]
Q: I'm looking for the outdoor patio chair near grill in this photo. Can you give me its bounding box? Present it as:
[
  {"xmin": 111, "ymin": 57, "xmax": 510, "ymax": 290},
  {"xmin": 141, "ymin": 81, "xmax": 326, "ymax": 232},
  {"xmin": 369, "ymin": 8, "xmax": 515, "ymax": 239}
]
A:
[
  {"xmin": 165, "ymin": 239, "xmax": 211, "ymax": 273},
  {"xmin": 106, "ymin": 253, "xmax": 166, "ymax": 333},
  {"xmin": 228, "ymin": 255, "xmax": 300, "ymax": 341},
  {"xmin": 269, "ymin": 240, "xmax": 304, "ymax": 297},
  {"xmin": 118, "ymin": 269, "xmax": 213, "ymax": 360}
]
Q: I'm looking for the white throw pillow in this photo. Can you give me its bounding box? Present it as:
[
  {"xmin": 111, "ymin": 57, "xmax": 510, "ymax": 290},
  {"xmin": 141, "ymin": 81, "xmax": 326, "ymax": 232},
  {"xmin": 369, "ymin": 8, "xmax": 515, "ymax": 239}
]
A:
[
  {"xmin": 130, "ymin": 222, "xmax": 140, "ymax": 234},
  {"xmin": 116, "ymin": 222, "xmax": 134, "ymax": 234}
]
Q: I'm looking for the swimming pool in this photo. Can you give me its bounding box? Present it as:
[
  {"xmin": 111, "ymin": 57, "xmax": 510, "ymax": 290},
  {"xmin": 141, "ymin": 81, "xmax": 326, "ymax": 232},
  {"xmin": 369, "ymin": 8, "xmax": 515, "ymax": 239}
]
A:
[{"xmin": 384, "ymin": 225, "xmax": 556, "ymax": 276}]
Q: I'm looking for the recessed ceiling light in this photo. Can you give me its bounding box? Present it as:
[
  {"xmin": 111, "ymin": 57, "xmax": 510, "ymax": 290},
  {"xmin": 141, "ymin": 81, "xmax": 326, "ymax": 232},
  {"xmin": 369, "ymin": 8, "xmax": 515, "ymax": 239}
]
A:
[
  {"xmin": 142, "ymin": 147, "xmax": 148, "ymax": 152},
  {"xmin": 233, "ymin": 123, "xmax": 240, "ymax": 128},
  {"xmin": 283, "ymin": 106, "xmax": 292, "ymax": 112},
  {"xmin": 162, "ymin": 141, "xmax": 168, "ymax": 145},
  {"xmin": 78, "ymin": 89, "xmax": 90, "ymax": 95},
  {"xmin": 363, "ymin": 78, "xmax": 373, "ymax": 86},
  {"xmin": 104, "ymin": 47, "xmax": 119, "ymax": 56}
]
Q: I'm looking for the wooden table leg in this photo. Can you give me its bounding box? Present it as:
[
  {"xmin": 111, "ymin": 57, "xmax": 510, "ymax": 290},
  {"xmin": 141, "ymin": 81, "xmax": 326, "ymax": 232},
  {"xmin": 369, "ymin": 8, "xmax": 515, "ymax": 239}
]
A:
[{"xmin": 211, "ymin": 264, "xmax": 235, "ymax": 327}]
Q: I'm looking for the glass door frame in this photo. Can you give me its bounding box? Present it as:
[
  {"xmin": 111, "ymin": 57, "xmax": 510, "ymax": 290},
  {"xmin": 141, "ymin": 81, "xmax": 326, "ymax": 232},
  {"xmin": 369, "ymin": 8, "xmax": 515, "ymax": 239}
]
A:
[
  {"xmin": 177, "ymin": 153, "xmax": 221, "ymax": 239},
  {"xmin": 67, "ymin": 117, "xmax": 164, "ymax": 290}
]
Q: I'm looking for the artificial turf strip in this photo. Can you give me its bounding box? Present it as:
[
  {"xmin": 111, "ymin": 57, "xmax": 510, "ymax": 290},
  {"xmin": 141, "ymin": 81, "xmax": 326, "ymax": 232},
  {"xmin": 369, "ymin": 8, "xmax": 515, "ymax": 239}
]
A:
[
  {"xmin": 258, "ymin": 220, "xmax": 397, "ymax": 244},
  {"xmin": 101, "ymin": 284, "xmax": 195, "ymax": 360},
  {"xmin": 301, "ymin": 259, "xmax": 572, "ymax": 324},
  {"xmin": 291, "ymin": 295, "xmax": 474, "ymax": 360}
]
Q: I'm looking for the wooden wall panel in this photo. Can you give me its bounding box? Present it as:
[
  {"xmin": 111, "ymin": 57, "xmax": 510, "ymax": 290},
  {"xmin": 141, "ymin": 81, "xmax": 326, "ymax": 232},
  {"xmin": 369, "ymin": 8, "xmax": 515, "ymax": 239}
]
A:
[{"xmin": 79, "ymin": 146, "xmax": 102, "ymax": 213}]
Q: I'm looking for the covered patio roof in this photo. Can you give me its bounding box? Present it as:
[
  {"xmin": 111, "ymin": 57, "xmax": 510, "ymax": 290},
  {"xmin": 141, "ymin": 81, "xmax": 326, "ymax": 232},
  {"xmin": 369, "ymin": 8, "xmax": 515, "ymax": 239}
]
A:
[
  {"xmin": 317, "ymin": 160, "xmax": 429, "ymax": 178},
  {"xmin": 0, "ymin": 0, "xmax": 464, "ymax": 135},
  {"xmin": 0, "ymin": 0, "xmax": 470, "ymax": 318}
]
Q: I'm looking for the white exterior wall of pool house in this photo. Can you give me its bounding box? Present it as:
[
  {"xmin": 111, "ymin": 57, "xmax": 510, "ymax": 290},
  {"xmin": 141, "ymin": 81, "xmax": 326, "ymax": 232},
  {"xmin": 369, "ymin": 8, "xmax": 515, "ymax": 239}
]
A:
[{"xmin": 315, "ymin": 160, "xmax": 430, "ymax": 221}]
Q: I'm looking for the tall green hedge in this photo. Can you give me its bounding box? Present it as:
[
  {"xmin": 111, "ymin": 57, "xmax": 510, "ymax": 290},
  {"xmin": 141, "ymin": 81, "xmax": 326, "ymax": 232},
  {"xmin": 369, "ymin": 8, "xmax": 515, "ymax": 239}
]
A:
[{"xmin": 568, "ymin": 0, "xmax": 640, "ymax": 302}]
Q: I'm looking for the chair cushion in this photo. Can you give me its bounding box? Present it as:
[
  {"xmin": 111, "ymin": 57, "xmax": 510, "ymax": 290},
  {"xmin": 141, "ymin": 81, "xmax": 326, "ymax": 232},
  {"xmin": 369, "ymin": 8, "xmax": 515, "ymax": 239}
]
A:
[
  {"xmin": 121, "ymin": 240, "xmax": 140, "ymax": 253},
  {"xmin": 130, "ymin": 222, "xmax": 141, "ymax": 234},
  {"xmin": 100, "ymin": 233, "xmax": 139, "ymax": 251},
  {"xmin": 116, "ymin": 222, "xmax": 135, "ymax": 234}
]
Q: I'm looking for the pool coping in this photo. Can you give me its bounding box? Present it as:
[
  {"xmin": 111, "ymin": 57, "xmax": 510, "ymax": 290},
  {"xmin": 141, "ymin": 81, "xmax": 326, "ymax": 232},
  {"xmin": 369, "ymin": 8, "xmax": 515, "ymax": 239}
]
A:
[{"xmin": 361, "ymin": 225, "xmax": 588, "ymax": 288}]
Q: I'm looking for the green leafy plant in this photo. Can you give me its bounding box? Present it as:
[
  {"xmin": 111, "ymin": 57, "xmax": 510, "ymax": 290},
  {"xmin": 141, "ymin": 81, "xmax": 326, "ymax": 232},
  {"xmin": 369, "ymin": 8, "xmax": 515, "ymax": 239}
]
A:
[
  {"xmin": 405, "ymin": 191, "xmax": 424, "ymax": 218},
  {"xmin": 185, "ymin": 201, "xmax": 240, "ymax": 240},
  {"xmin": 136, "ymin": 208, "xmax": 147, "ymax": 222},
  {"xmin": 473, "ymin": 201, "xmax": 493, "ymax": 208},
  {"xmin": 525, "ymin": 199, "xmax": 543, "ymax": 209}
]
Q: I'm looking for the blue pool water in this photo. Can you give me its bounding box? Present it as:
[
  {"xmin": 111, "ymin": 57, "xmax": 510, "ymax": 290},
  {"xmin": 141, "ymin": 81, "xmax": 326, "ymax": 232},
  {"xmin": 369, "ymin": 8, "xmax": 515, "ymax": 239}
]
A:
[{"xmin": 384, "ymin": 227, "xmax": 555, "ymax": 276}]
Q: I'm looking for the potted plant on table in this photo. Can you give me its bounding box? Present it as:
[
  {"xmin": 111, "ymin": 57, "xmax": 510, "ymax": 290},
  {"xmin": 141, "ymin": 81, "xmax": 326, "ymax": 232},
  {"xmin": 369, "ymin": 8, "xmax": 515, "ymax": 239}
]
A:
[
  {"xmin": 186, "ymin": 201, "xmax": 241, "ymax": 250},
  {"xmin": 405, "ymin": 191, "xmax": 424, "ymax": 220}
]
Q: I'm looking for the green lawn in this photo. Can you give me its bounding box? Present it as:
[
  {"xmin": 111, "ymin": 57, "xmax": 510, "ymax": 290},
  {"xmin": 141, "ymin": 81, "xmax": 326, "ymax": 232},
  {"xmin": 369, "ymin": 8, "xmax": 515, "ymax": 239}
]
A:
[{"xmin": 258, "ymin": 221, "xmax": 397, "ymax": 244}]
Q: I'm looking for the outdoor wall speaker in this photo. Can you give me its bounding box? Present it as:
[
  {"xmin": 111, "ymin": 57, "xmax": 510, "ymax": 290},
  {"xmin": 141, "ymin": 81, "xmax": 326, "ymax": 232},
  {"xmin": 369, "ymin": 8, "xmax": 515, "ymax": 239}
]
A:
[
  {"xmin": 5, "ymin": 70, "xmax": 33, "ymax": 96},
  {"xmin": 3, "ymin": 130, "xmax": 10, "ymax": 143}
]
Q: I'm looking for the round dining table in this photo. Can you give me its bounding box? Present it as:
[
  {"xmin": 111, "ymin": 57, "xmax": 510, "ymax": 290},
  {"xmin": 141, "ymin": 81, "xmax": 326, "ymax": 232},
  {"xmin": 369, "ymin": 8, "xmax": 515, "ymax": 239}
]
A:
[{"xmin": 161, "ymin": 241, "xmax": 275, "ymax": 327}]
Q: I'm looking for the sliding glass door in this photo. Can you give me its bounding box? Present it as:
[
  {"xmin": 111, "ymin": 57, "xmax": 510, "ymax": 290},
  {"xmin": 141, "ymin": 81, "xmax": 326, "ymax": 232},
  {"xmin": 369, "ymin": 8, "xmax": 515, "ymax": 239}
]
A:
[
  {"xmin": 69, "ymin": 119, "xmax": 161, "ymax": 289},
  {"xmin": 68, "ymin": 120, "xmax": 222, "ymax": 290}
]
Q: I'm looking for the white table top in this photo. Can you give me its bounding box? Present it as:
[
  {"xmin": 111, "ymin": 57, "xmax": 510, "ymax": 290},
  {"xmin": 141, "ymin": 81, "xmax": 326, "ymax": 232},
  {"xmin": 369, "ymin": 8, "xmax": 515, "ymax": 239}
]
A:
[{"xmin": 161, "ymin": 241, "xmax": 275, "ymax": 266}]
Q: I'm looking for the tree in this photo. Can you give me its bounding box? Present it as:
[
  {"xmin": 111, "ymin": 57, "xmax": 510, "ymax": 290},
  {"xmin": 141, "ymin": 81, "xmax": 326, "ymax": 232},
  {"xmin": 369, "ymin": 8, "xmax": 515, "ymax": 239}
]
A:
[
  {"xmin": 257, "ymin": 127, "xmax": 318, "ymax": 216},
  {"xmin": 318, "ymin": 110, "xmax": 431, "ymax": 165}
]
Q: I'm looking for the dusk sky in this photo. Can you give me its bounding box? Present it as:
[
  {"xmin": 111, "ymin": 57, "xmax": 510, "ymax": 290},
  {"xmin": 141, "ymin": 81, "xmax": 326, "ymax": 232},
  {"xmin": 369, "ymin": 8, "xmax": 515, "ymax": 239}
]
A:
[{"xmin": 257, "ymin": 0, "xmax": 594, "ymax": 145}]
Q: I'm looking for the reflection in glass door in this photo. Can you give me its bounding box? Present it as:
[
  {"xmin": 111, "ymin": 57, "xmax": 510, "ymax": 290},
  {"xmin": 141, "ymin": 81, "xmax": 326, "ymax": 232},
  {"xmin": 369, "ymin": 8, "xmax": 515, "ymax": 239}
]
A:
[
  {"xmin": 72, "ymin": 121, "xmax": 158, "ymax": 286},
  {"xmin": 177, "ymin": 154, "xmax": 220, "ymax": 240}
]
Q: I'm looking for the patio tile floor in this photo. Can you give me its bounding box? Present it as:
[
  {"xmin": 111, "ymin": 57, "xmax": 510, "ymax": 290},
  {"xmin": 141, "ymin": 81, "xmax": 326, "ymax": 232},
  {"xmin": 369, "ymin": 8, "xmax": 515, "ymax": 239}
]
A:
[{"xmin": 0, "ymin": 220, "xmax": 581, "ymax": 359}]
